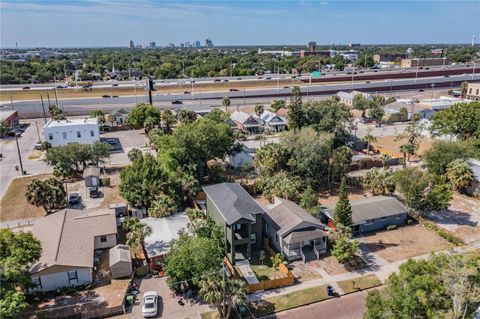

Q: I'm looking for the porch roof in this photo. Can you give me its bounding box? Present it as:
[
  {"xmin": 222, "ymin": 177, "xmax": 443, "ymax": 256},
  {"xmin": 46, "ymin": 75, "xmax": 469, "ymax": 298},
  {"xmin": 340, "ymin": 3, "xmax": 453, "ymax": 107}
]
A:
[{"xmin": 283, "ymin": 228, "xmax": 327, "ymax": 245}]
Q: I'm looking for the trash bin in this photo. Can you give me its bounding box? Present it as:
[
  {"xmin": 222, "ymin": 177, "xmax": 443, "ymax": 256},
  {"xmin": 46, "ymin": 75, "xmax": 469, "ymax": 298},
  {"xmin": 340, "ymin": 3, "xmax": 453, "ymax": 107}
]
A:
[{"xmin": 326, "ymin": 285, "xmax": 334, "ymax": 296}]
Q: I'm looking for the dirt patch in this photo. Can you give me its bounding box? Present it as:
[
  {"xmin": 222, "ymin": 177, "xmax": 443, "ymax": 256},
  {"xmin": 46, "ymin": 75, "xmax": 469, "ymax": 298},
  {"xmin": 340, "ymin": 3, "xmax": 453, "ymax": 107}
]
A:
[
  {"xmin": 362, "ymin": 224, "xmax": 453, "ymax": 262},
  {"xmin": 372, "ymin": 136, "xmax": 433, "ymax": 161},
  {"xmin": 290, "ymin": 261, "xmax": 323, "ymax": 283},
  {"xmin": 337, "ymin": 274, "xmax": 382, "ymax": 294},
  {"xmin": 99, "ymin": 172, "xmax": 126, "ymax": 209},
  {"xmin": 317, "ymin": 185, "xmax": 372, "ymax": 206},
  {"xmin": 427, "ymin": 194, "xmax": 480, "ymax": 244},
  {"xmin": 0, "ymin": 174, "xmax": 53, "ymax": 222},
  {"xmin": 310, "ymin": 252, "xmax": 369, "ymax": 276},
  {"xmin": 28, "ymin": 150, "xmax": 43, "ymax": 160}
]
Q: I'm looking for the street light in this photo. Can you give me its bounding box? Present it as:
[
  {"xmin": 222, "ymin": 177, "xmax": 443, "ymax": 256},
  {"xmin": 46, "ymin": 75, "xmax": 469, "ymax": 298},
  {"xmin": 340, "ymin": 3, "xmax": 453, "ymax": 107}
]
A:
[{"xmin": 431, "ymin": 83, "xmax": 436, "ymax": 99}]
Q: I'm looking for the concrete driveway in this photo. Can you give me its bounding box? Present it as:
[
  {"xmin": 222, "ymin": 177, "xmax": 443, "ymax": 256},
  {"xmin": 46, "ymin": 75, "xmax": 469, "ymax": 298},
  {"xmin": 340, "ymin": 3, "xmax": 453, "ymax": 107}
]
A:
[
  {"xmin": 0, "ymin": 120, "xmax": 52, "ymax": 199},
  {"xmin": 124, "ymin": 276, "xmax": 212, "ymax": 319}
]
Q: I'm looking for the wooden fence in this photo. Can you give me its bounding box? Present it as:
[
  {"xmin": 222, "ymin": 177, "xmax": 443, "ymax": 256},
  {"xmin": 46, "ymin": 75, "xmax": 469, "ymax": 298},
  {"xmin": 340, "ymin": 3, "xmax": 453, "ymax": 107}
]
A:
[{"xmin": 246, "ymin": 263, "xmax": 294, "ymax": 293}]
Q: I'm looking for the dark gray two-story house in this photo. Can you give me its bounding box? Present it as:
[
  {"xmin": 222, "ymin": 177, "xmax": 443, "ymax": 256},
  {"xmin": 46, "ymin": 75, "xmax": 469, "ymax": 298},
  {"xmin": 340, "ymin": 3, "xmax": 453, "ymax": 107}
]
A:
[{"xmin": 203, "ymin": 183, "xmax": 265, "ymax": 265}]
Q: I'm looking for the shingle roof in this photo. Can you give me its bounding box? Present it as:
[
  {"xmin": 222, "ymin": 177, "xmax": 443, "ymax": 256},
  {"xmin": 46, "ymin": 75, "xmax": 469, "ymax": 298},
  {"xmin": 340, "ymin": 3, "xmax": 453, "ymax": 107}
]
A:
[
  {"xmin": 109, "ymin": 245, "xmax": 131, "ymax": 266},
  {"xmin": 259, "ymin": 110, "xmax": 285, "ymax": 124},
  {"xmin": 324, "ymin": 196, "xmax": 408, "ymax": 225},
  {"xmin": 230, "ymin": 111, "xmax": 260, "ymax": 125},
  {"xmin": 203, "ymin": 183, "xmax": 265, "ymax": 225},
  {"xmin": 30, "ymin": 209, "xmax": 117, "ymax": 274},
  {"xmin": 264, "ymin": 198, "xmax": 326, "ymax": 238}
]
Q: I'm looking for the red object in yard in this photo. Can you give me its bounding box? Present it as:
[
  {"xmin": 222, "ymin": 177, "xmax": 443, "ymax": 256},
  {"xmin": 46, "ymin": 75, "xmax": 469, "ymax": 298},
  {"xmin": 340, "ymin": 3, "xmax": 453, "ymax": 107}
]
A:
[
  {"xmin": 328, "ymin": 219, "xmax": 337, "ymax": 231},
  {"xmin": 159, "ymin": 271, "xmax": 165, "ymax": 277}
]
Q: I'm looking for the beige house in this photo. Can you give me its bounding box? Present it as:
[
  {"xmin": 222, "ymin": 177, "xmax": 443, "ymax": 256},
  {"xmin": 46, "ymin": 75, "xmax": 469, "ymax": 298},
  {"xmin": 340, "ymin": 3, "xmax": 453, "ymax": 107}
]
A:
[
  {"xmin": 466, "ymin": 83, "xmax": 480, "ymax": 100},
  {"xmin": 30, "ymin": 209, "xmax": 117, "ymax": 292},
  {"xmin": 400, "ymin": 57, "xmax": 448, "ymax": 68}
]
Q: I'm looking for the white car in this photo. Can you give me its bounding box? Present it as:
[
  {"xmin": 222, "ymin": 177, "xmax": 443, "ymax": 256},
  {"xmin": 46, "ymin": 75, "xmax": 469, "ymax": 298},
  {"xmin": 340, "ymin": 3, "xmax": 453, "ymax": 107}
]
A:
[{"xmin": 141, "ymin": 291, "xmax": 158, "ymax": 318}]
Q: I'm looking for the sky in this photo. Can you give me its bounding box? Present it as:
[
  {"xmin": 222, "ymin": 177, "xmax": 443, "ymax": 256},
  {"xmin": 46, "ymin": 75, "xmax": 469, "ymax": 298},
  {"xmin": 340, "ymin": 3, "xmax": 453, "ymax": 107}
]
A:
[{"xmin": 1, "ymin": 0, "xmax": 480, "ymax": 48}]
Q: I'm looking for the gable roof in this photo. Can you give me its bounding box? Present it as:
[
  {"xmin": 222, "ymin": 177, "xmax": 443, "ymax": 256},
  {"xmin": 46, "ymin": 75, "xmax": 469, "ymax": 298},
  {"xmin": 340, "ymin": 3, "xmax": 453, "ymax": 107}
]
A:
[
  {"xmin": 324, "ymin": 196, "xmax": 408, "ymax": 225},
  {"xmin": 203, "ymin": 183, "xmax": 265, "ymax": 225},
  {"xmin": 264, "ymin": 197, "xmax": 326, "ymax": 238},
  {"xmin": 276, "ymin": 107, "xmax": 288, "ymax": 117},
  {"xmin": 31, "ymin": 209, "xmax": 117, "ymax": 274},
  {"xmin": 109, "ymin": 245, "xmax": 131, "ymax": 265},
  {"xmin": 110, "ymin": 108, "xmax": 130, "ymax": 117},
  {"xmin": 83, "ymin": 166, "xmax": 100, "ymax": 178},
  {"xmin": 259, "ymin": 110, "xmax": 285, "ymax": 124},
  {"xmin": 230, "ymin": 111, "xmax": 260, "ymax": 125}
]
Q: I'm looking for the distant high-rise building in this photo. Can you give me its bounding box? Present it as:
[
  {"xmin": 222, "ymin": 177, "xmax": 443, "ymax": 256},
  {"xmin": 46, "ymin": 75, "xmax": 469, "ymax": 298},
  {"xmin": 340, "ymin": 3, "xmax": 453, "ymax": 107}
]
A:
[
  {"xmin": 149, "ymin": 41, "xmax": 156, "ymax": 48},
  {"xmin": 168, "ymin": 43, "xmax": 175, "ymax": 47},
  {"xmin": 349, "ymin": 43, "xmax": 360, "ymax": 48},
  {"xmin": 180, "ymin": 43, "xmax": 185, "ymax": 48},
  {"xmin": 129, "ymin": 40, "xmax": 134, "ymax": 49},
  {"xmin": 308, "ymin": 41, "xmax": 316, "ymax": 52},
  {"xmin": 205, "ymin": 38, "xmax": 213, "ymax": 47},
  {"xmin": 195, "ymin": 41, "xmax": 201, "ymax": 48}
]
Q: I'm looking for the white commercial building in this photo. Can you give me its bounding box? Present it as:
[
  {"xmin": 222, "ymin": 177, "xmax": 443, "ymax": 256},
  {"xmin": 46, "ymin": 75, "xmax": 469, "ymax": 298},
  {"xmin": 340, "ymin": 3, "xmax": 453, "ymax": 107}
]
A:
[{"xmin": 44, "ymin": 118, "xmax": 100, "ymax": 147}]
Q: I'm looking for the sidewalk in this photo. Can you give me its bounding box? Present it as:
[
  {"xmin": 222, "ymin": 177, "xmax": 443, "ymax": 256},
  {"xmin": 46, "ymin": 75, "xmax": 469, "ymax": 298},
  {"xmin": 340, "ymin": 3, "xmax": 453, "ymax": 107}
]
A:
[{"xmin": 247, "ymin": 242, "xmax": 473, "ymax": 303}]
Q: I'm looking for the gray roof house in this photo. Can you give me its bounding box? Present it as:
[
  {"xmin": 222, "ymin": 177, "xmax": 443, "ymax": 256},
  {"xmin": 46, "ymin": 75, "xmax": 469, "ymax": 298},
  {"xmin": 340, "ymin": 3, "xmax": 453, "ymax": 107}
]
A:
[
  {"xmin": 263, "ymin": 198, "xmax": 328, "ymax": 262},
  {"xmin": 30, "ymin": 209, "xmax": 117, "ymax": 292},
  {"xmin": 230, "ymin": 111, "xmax": 261, "ymax": 134},
  {"xmin": 337, "ymin": 90, "xmax": 373, "ymax": 106},
  {"xmin": 109, "ymin": 245, "xmax": 133, "ymax": 279},
  {"xmin": 225, "ymin": 144, "xmax": 255, "ymax": 169},
  {"xmin": 321, "ymin": 196, "xmax": 408, "ymax": 233},
  {"xmin": 255, "ymin": 110, "xmax": 286, "ymax": 132},
  {"xmin": 203, "ymin": 183, "xmax": 265, "ymax": 264},
  {"xmin": 109, "ymin": 108, "xmax": 130, "ymax": 125}
]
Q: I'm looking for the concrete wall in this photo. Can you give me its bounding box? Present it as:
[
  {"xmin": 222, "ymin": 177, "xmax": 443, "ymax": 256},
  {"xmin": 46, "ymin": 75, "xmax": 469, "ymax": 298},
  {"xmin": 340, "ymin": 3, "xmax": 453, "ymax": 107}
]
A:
[
  {"xmin": 94, "ymin": 233, "xmax": 117, "ymax": 250},
  {"xmin": 32, "ymin": 268, "xmax": 92, "ymax": 292},
  {"xmin": 359, "ymin": 213, "xmax": 408, "ymax": 233}
]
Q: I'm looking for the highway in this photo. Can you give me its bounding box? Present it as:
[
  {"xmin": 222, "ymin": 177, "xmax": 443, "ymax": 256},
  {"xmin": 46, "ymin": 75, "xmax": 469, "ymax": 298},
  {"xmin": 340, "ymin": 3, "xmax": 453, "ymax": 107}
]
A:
[
  {"xmin": 5, "ymin": 73, "xmax": 480, "ymax": 118},
  {"xmin": 0, "ymin": 64, "xmax": 476, "ymax": 91}
]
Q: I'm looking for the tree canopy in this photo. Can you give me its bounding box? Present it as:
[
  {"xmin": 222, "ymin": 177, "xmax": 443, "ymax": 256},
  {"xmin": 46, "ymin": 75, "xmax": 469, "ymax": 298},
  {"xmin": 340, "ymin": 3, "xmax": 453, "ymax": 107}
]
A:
[
  {"xmin": 25, "ymin": 178, "xmax": 66, "ymax": 213},
  {"xmin": 429, "ymin": 102, "xmax": 480, "ymax": 140},
  {"xmin": 0, "ymin": 229, "xmax": 42, "ymax": 318}
]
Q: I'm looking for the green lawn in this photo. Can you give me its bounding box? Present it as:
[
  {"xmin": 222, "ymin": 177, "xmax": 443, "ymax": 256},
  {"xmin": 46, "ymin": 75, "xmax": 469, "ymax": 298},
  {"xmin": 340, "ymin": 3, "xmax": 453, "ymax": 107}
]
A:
[
  {"xmin": 250, "ymin": 285, "xmax": 330, "ymax": 317},
  {"xmin": 337, "ymin": 275, "xmax": 382, "ymax": 294}
]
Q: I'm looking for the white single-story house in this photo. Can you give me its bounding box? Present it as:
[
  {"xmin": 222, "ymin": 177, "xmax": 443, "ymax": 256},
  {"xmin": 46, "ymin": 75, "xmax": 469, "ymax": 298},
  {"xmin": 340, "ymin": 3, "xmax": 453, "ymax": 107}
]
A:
[
  {"xmin": 30, "ymin": 209, "xmax": 117, "ymax": 292},
  {"xmin": 383, "ymin": 102, "xmax": 435, "ymax": 122},
  {"xmin": 109, "ymin": 108, "xmax": 130, "ymax": 126},
  {"xmin": 142, "ymin": 213, "xmax": 190, "ymax": 271},
  {"xmin": 225, "ymin": 144, "xmax": 255, "ymax": 169},
  {"xmin": 337, "ymin": 90, "xmax": 373, "ymax": 106}
]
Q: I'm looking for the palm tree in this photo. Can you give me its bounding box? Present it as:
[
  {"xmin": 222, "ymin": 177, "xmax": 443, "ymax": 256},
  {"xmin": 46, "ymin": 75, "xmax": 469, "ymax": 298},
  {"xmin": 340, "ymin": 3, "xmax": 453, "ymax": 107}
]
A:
[
  {"xmin": 399, "ymin": 143, "xmax": 415, "ymax": 168},
  {"xmin": 123, "ymin": 217, "xmax": 152, "ymax": 258},
  {"xmin": 380, "ymin": 154, "xmax": 391, "ymax": 169},
  {"xmin": 362, "ymin": 134, "xmax": 377, "ymax": 155},
  {"xmin": 199, "ymin": 275, "xmax": 246, "ymax": 319},
  {"xmin": 271, "ymin": 253, "xmax": 283, "ymax": 280},
  {"xmin": 26, "ymin": 179, "xmax": 47, "ymax": 212},
  {"xmin": 254, "ymin": 103, "xmax": 264, "ymax": 117},
  {"xmin": 222, "ymin": 96, "xmax": 231, "ymax": 111},
  {"xmin": 107, "ymin": 114, "xmax": 116, "ymax": 127},
  {"xmin": 161, "ymin": 110, "xmax": 175, "ymax": 133}
]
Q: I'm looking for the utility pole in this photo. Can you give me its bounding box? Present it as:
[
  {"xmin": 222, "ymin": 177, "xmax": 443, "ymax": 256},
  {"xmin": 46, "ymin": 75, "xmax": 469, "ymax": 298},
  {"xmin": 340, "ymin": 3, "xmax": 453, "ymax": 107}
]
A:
[
  {"xmin": 40, "ymin": 95, "xmax": 47, "ymax": 123},
  {"xmin": 34, "ymin": 121, "xmax": 41, "ymax": 142},
  {"xmin": 10, "ymin": 96, "xmax": 14, "ymax": 110},
  {"xmin": 47, "ymin": 92, "xmax": 51, "ymax": 105},
  {"xmin": 15, "ymin": 133, "xmax": 25, "ymax": 175},
  {"xmin": 54, "ymin": 87, "xmax": 61, "ymax": 111}
]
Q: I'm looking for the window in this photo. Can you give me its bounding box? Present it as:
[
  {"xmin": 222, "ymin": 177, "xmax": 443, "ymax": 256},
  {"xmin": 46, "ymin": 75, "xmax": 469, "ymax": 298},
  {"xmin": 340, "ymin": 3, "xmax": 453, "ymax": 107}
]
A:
[
  {"xmin": 264, "ymin": 223, "xmax": 269, "ymax": 232},
  {"xmin": 250, "ymin": 233, "xmax": 257, "ymax": 244},
  {"xmin": 67, "ymin": 270, "xmax": 78, "ymax": 283},
  {"xmin": 233, "ymin": 224, "xmax": 241, "ymax": 231},
  {"xmin": 48, "ymin": 133, "xmax": 53, "ymax": 141},
  {"xmin": 76, "ymin": 131, "xmax": 81, "ymax": 138},
  {"xmin": 476, "ymin": 89, "xmax": 479, "ymax": 95},
  {"xmin": 62, "ymin": 132, "xmax": 67, "ymax": 139},
  {"xmin": 275, "ymin": 234, "xmax": 279, "ymax": 243},
  {"xmin": 469, "ymin": 88, "xmax": 473, "ymax": 94},
  {"xmin": 90, "ymin": 130, "xmax": 94, "ymax": 137},
  {"xmin": 100, "ymin": 235, "xmax": 107, "ymax": 243},
  {"xmin": 32, "ymin": 276, "xmax": 42, "ymax": 289}
]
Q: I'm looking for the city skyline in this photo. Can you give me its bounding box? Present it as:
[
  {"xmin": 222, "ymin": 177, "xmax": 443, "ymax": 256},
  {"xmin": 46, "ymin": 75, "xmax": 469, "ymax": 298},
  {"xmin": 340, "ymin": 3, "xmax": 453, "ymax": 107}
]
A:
[{"xmin": 1, "ymin": 0, "xmax": 479, "ymax": 48}]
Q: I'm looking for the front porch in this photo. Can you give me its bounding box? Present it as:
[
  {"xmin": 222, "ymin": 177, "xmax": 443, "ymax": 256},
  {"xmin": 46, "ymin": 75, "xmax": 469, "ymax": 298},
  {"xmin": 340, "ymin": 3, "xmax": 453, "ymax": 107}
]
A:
[{"xmin": 282, "ymin": 235, "xmax": 327, "ymax": 263}]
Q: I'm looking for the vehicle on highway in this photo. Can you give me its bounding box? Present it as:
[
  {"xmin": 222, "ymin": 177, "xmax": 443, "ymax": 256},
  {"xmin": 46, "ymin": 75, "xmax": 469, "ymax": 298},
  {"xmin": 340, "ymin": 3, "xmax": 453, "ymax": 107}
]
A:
[
  {"xmin": 22, "ymin": 86, "xmax": 30, "ymax": 90},
  {"xmin": 223, "ymin": 79, "xmax": 229, "ymax": 82},
  {"xmin": 418, "ymin": 89, "xmax": 425, "ymax": 92},
  {"xmin": 214, "ymin": 79, "xmax": 221, "ymax": 82},
  {"xmin": 444, "ymin": 75, "xmax": 449, "ymax": 77},
  {"xmin": 112, "ymin": 95, "xmax": 119, "ymax": 98},
  {"xmin": 89, "ymin": 186, "xmax": 99, "ymax": 198},
  {"xmin": 171, "ymin": 100, "xmax": 183, "ymax": 104},
  {"xmin": 283, "ymin": 86, "xmax": 290, "ymax": 89},
  {"xmin": 68, "ymin": 193, "xmax": 82, "ymax": 206},
  {"xmin": 265, "ymin": 77, "xmax": 271, "ymax": 80},
  {"xmin": 366, "ymin": 81, "xmax": 370, "ymax": 83},
  {"xmin": 292, "ymin": 75, "xmax": 297, "ymax": 78},
  {"xmin": 112, "ymin": 83, "xmax": 119, "ymax": 87},
  {"xmin": 237, "ymin": 77, "xmax": 242, "ymax": 80},
  {"xmin": 229, "ymin": 88, "xmax": 239, "ymax": 91},
  {"xmin": 142, "ymin": 291, "xmax": 158, "ymax": 318},
  {"xmin": 184, "ymin": 91, "xmax": 191, "ymax": 94},
  {"xmin": 102, "ymin": 95, "xmax": 111, "ymax": 98}
]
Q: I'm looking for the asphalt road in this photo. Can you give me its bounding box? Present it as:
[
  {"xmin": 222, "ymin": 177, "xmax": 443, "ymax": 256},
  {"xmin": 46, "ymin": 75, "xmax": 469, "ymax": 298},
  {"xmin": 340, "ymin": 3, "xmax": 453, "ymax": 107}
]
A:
[{"xmin": 5, "ymin": 74, "xmax": 480, "ymax": 118}]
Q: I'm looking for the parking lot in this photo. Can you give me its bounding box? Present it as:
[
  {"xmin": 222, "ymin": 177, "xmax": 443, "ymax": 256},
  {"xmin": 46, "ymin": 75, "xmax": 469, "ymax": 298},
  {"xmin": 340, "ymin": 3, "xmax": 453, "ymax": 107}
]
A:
[{"xmin": 101, "ymin": 129, "xmax": 150, "ymax": 166}]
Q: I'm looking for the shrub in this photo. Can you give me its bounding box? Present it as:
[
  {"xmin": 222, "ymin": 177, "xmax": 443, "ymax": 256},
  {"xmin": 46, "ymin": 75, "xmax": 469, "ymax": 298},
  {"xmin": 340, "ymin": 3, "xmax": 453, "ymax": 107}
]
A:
[
  {"xmin": 420, "ymin": 218, "xmax": 463, "ymax": 246},
  {"xmin": 100, "ymin": 177, "xmax": 110, "ymax": 187}
]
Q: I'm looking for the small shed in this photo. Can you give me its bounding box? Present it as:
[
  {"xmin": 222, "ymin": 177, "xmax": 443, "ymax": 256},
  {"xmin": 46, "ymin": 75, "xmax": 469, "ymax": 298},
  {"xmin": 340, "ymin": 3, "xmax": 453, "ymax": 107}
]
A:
[
  {"xmin": 109, "ymin": 203, "xmax": 128, "ymax": 217},
  {"xmin": 109, "ymin": 245, "xmax": 133, "ymax": 279},
  {"xmin": 83, "ymin": 166, "xmax": 100, "ymax": 187}
]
